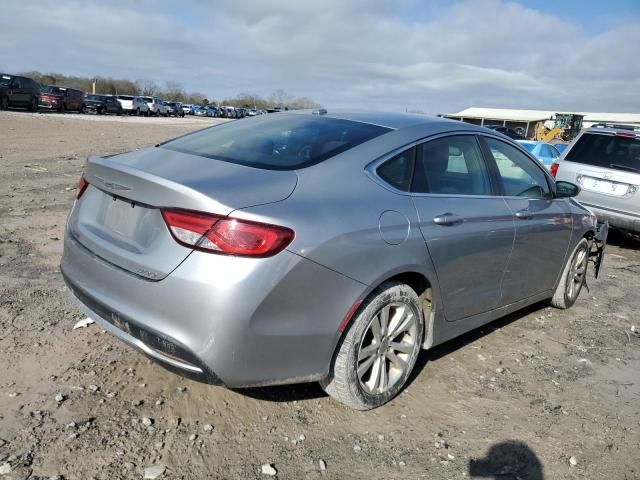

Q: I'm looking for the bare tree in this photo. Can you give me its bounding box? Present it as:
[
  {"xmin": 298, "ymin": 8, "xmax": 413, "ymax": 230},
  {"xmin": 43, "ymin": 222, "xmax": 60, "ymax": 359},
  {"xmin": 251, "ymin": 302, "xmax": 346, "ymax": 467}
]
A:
[
  {"xmin": 137, "ymin": 79, "xmax": 160, "ymax": 96},
  {"xmin": 164, "ymin": 81, "xmax": 185, "ymax": 102}
]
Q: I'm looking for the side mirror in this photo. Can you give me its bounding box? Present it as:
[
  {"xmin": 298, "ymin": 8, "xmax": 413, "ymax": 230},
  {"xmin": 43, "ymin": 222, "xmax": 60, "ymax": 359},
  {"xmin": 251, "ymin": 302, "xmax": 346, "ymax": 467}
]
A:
[{"xmin": 555, "ymin": 181, "xmax": 580, "ymax": 198}]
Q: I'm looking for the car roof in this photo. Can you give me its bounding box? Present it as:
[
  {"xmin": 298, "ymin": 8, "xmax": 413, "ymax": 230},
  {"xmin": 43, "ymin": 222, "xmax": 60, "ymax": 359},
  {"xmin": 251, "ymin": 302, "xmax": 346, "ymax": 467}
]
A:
[
  {"xmin": 285, "ymin": 109, "xmax": 484, "ymax": 131},
  {"xmin": 585, "ymin": 124, "xmax": 640, "ymax": 136}
]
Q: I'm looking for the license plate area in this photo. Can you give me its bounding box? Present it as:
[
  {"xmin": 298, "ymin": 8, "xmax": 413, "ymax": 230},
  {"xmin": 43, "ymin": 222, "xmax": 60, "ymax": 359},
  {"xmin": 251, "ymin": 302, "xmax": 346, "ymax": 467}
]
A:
[
  {"xmin": 103, "ymin": 197, "xmax": 142, "ymax": 238},
  {"xmin": 580, "ymin": 176, "xmax": 629, "ymax": 196}
]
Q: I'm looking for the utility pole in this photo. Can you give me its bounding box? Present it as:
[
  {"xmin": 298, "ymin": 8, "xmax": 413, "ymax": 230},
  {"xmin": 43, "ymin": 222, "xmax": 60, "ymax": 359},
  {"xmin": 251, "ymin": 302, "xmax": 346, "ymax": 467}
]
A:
[{"xmin": 92, "ymin": 79, "xmax": 96, "ymax": 94}]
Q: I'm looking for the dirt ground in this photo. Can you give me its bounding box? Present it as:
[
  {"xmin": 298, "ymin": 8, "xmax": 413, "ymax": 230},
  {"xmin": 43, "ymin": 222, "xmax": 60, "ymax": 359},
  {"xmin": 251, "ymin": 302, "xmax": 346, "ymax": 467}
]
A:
[{"xmin": 0, "ymin": 110, "xmax": 638, "ymax": 480}]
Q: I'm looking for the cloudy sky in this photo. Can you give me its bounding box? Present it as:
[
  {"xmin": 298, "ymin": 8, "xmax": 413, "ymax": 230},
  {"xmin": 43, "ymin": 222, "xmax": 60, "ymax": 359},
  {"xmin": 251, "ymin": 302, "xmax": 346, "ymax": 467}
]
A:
[{"xmin": 1, "ymin": 0, "xmax": 638, "ymax": 114}]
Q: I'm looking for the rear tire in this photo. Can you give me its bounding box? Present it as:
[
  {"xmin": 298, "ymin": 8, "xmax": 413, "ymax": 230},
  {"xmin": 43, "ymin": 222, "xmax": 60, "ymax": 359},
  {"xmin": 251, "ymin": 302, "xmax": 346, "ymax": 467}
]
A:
[
  {"xmin": 59, "ymin": 103, "xmax": 65, "ymax": 114},
  {"xmin": 320, "ymin": 282, "xmax": 424, "ymax": 410},
  {"xmin": 551, "ymin": 238, "xmax": 589, "ymax": 309},
  {"xmin": 29, "ymin": 97, "xmax": 38, "ymax": 112}
]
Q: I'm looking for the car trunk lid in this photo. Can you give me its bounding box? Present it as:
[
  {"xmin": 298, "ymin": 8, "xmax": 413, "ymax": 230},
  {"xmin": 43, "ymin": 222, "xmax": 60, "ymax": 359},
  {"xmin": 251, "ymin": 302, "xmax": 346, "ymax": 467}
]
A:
[{"xmin": 68, "ymin": 147, "xmax": 297, "ymax": 280}]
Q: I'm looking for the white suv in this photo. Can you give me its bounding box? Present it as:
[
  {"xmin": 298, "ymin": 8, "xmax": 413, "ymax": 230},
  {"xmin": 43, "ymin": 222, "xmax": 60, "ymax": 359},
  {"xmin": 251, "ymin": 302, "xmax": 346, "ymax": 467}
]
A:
[{"xmin": 553, "ymin": 124, "xmax": 640, "ymax": 236}]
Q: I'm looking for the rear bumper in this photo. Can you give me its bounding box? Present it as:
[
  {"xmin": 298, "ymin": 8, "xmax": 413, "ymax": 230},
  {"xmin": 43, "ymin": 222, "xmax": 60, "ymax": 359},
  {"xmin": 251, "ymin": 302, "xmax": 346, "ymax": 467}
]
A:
[
  {"xmin": 60, "ymin": 227, "xmax": 365, "ymax": 387},
  {"xmin": 581, "ymin": 202, "xmax": 640, "ymax": 233}
]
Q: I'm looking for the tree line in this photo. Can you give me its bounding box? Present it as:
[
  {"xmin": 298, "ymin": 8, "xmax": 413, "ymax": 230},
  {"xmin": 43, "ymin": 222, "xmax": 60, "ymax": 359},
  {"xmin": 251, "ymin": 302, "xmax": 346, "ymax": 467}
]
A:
[{"xmin": 18, "ymin": 71, "xmax": 320, "ymax": 109}]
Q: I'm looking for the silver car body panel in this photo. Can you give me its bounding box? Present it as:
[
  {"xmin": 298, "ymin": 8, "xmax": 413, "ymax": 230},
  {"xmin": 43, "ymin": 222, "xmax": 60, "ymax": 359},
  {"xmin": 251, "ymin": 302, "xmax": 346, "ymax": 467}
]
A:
[{"xmin": 61, "ymin": 111, "xmax": 597, "ymax": 387}]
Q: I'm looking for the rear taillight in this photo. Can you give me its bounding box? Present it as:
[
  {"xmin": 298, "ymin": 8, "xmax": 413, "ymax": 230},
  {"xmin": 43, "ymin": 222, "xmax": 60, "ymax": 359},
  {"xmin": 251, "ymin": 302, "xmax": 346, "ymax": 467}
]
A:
[
  {"xmin": 76, "ymin": 175, "xmax": 89, "ymax": 199},
  {"xmin": 161, "ymin": 209, "xmax": 294, "ymax": 257},
  {"xmin": 550, "ymin": 162, "xmax": 559, "ymax": 177}
]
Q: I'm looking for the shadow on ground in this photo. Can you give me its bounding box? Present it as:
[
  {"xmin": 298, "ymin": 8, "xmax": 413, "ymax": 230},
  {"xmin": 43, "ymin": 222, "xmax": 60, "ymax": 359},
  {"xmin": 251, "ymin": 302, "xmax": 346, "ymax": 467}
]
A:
[{"xmin": 469, "ymin": 441, "xmax": 544, "ymax": 479}]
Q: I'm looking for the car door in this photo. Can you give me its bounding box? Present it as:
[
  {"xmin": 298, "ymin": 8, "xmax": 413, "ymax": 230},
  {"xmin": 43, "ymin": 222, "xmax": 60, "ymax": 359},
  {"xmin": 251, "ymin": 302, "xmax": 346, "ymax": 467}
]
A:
[
  {"xmin": 106, "ymin": 96, "xmax": 118, "ymax": 113},
  {"xmin": 411, "ymin": 134, "xmax": 515, "ymax": 321},
  {"xmin": 480, "ymin": 136, "xmax": 572, "ymax": 304},
  {"xmin": 8, "ymin": 77, "xmax": 24, "ymax": 106}
]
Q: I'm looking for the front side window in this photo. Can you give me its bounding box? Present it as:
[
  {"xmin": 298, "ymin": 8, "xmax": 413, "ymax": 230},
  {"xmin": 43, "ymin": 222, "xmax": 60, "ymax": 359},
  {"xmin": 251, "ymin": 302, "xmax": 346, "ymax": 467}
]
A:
[
  {"xmin": 485, "ymin": 137, "xmax": 551, "ymax": 198},
  {"xmin": 162, "ymin": 114, "xmax": 390, "ymax": 170},
  {"xmin": 376, "ymin": 148, "xmax": 415, "ymax": 191},
  {"xmin": 411, "ymin": 135, "xmax": 491, "ymax": 195}
]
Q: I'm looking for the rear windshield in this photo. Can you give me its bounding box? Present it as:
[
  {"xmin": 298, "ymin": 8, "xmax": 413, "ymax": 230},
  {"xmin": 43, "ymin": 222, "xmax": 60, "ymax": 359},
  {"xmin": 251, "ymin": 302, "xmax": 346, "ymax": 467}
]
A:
[
  {"xmin": 161, "ymin": 114, "xmax": 391, "ymax": 170},
  {"xmin": 565, "ymin": 132, "xmax": 640, "ymax": 172},
  {"xmin": 118, "ymin": 95, "xmax": 134, "ymax": 100},
  {"xmin": 85, "ymin": 95, "xmax": 105, "ymax": 101},
  {"xmin": 142, "ymin": 97, "xmax": 153, "ymax": 102}
]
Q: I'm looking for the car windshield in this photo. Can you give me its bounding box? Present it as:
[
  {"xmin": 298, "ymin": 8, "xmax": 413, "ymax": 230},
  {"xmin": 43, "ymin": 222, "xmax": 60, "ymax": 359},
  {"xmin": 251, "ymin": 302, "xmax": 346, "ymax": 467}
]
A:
[
  {"xmin": 565, "ymin": 132, "xmax": 640, "ymax": 171},
  {"xmin": 519, "ymin": 143, "xmax": 537, "ymax": 153},
  {"xmin": 162, "ymin": 114, "xmax": 391, "ymax": 170}
]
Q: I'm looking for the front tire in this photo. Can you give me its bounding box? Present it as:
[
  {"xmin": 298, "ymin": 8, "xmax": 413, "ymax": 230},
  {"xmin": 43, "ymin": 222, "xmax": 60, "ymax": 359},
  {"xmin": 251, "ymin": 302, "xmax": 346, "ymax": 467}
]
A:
[
  {"xmin": 29, "ymin": 97, "xmax": 38, "ymax": 112},
  {"xmin": 551, "ymin": 238, "xmax": 589, "ymax": 309},
  {"xmin": 321, "ymin": 282, "xmax": 424, "ymax": 410}
]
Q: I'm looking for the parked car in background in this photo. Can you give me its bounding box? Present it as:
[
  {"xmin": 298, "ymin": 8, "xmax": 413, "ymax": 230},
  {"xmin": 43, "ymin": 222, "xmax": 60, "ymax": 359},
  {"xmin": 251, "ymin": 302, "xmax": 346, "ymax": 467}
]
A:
[
  {"xmin": 38, "ymin": 85, "xmax": 63, "ymax": 111},
  {"xmin": 48, "ymin": 86, "xmax": 85, "ymax": 113},
  {"xmin": 165, "ymin": 101, "xmax": 185, "ymax": 117},
  {"xmin": 181, "ymin": 104, "xmax": 192, "ymax": 115},
  {"xmin": 193, "ymin": 106, "xmax": 209, "ymax": 117},
  {"xmin": 484, "ymin": 125, "xmax": 525, "ymax": 140},
  {"xmin": 131, "ymin": 96, "xmax": 150, "ymax": 116},
  {"xmin": 0, "ymin": 73, "xmax": 41, "ymax": 112},
  {"xmin": 84, "ymin": 95, "xmax": 123, "ymax": 115},
  {"xmin": 61, "ymin": 111, "xmax": 606, "ymax": 411},
  {"xmin": 116, "ymin": 95, "xmax": 136, "ymax": 115},
  {"xmin": 553, "ymin": 123, "xmax": 640, "ymax": 236},
  {"xmin": 516, "ymin": 140, "xmax": 561, "ymax": 169},
  {"xmin": 143, "ymin": 97, "xmax": 168, "ymax": 116},
  {"xmin": 554, "ymin": 144, "xmax": 569, "ymax": 154}
]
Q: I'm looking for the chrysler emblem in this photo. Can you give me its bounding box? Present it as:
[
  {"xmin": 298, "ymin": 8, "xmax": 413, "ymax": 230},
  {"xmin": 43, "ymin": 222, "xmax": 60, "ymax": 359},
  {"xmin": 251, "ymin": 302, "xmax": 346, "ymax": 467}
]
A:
[{"xmin": 94, "ymin": 175, "xmax": 132, "ymax": 191}]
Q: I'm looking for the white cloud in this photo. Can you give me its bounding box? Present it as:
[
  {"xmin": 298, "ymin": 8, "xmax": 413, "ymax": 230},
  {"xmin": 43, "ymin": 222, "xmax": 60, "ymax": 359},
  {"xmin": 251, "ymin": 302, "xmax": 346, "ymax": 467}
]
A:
[{"xmin": 0, "ymin": 0, "xmax": 637, "ymax": 113}]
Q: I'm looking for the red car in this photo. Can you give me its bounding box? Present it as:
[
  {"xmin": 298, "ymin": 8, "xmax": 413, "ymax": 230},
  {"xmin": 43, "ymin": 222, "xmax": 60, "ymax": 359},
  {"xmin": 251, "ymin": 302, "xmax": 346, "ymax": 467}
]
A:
[
  {"xmin": 39, "ymin": 85, "xmax": 63, "ymax": 111},
  {"xmin": 39, "ymin": 85, "xmax": 86, "ymax": 113}
]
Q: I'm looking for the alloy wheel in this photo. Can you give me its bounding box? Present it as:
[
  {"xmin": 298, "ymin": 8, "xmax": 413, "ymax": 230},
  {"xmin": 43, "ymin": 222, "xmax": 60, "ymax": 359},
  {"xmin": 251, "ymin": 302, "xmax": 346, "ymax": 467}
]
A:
[
  {"xmin": 566, "ymin": 244, "xmax": 588, "ymax": 302},
  {"xmin": 357, "ymin": 302, "xmax": 419, "ymax": 395}
]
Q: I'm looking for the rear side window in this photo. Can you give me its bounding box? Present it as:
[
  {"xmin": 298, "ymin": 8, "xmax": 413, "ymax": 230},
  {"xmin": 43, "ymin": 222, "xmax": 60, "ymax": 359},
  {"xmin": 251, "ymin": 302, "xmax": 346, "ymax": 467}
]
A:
[
  {"xmin": 411, "ymin": 135, "xmax": 491, "ymax": 195},
  {"xmin": 376, "ymin": 148, "xmax": 415, "ymax": 191},
  {"xmin": 565, "ymin": 132, "xmax": 640, "ymax": 172},
  {"xmin": 485, "ymin": 137, "xmax": 551, "ymax": 199},
  {"xmin": 162, "ymin": 114, "xmax": 391, "ymax": 170}
]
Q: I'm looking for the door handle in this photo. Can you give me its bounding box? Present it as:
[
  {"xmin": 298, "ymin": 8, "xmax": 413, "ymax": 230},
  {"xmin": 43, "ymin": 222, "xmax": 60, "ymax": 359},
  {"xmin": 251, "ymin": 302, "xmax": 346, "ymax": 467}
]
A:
[
  {"xmin": 433, "ymin": 213, "xmax": 463, "ymax": 226},
  {"xmin": 515, "ymin": 210, "xmax": 533, "ymax": 220}
]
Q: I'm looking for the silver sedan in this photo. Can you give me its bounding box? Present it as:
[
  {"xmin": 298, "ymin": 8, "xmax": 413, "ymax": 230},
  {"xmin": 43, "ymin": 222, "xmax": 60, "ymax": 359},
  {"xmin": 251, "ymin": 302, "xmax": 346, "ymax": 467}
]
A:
[{"xmin": 61, "ymin": 110, "xmax": 607, "ymax": 409}]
